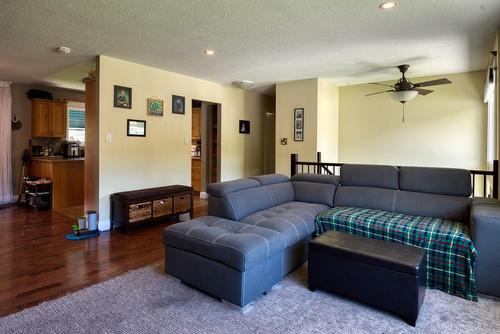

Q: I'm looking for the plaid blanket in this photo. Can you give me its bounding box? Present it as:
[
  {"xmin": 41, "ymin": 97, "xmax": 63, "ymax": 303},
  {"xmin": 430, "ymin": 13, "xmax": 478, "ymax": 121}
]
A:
[{"xmin": 315, "ymin": 207, "xmax": 478, "ymax": 301}]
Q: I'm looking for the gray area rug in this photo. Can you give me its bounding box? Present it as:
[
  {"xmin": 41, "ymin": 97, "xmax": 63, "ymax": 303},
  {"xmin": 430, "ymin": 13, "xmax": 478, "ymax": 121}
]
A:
[{"xmin": 1, "ymin": 264, "xmax": 499, "ymax": 334}]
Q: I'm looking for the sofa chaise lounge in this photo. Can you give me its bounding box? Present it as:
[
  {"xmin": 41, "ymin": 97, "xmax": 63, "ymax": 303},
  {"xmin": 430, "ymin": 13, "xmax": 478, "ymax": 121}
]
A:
[{"xmin": 163, "ymin": 164, "xmax": 500, "ymax": 307}]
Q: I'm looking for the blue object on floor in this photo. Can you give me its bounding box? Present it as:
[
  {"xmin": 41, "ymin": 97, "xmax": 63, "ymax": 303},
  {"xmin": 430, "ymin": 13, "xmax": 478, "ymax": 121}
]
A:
[{"xmin": 65, "ymin": 230, "xmax": 100, "ymax": 241}]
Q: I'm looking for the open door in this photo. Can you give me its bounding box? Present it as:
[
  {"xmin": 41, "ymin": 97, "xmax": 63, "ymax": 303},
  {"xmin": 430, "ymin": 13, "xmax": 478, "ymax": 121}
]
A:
[{"xmin": 191, "ymin": 100, "xmax": 221, "ymax": 196}]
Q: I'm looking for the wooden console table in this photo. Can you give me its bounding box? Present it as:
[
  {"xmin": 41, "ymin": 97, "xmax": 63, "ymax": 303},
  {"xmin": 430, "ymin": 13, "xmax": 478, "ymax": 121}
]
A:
[{"xmin": 110, "ymin": 185, "xmax": 193, "ymax": 233}]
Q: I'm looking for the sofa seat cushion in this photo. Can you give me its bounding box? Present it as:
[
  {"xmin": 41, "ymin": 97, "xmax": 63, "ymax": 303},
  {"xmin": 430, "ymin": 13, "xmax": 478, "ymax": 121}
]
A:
[
  {"xmin": 163, "ymin": 216, "xmax": 286, "ymax": 271},
  {"xmin": 315, "ymin": 206, "xmax": 478, "ymax": 301},
  {"xmin": 240, "ymin": 202, "xmax": 329, "ymax": 247}
]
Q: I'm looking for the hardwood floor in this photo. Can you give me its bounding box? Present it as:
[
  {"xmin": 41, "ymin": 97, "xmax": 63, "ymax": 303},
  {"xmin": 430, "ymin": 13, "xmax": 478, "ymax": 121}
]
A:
[{"xmin": 0, "ymin": 196, "xmax": 208, "ymax": 317}]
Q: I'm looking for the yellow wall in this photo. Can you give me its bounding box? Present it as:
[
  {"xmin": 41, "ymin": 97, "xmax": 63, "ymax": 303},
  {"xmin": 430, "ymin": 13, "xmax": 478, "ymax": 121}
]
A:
[
  {"xmin": 98, "ymin": 56, "xmax": 272, "ymax": 225},
  {"xmin": 339, "ymin": 71, "xmax": 487, "ymax": 170},
  {"xmin": 275, "ymin": 78, "xmax": 318, "ymax": 175},
  {"xmin": 317, "ymin": 79, "xmax": 339, "ymax": 163}
]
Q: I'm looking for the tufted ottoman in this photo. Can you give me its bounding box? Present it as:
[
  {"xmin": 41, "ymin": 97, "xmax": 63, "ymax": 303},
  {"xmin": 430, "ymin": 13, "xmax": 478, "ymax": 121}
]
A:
[{"xmin": 163, "ymin": 216, "xmax": 287, "ymax": 307}]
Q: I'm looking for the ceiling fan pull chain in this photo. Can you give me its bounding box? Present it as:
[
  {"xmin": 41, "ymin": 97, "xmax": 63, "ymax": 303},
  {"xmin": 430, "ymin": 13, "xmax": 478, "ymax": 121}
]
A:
[{"xmin": 402, "ymin": 103, "xmax": 405, "ymax": 122}]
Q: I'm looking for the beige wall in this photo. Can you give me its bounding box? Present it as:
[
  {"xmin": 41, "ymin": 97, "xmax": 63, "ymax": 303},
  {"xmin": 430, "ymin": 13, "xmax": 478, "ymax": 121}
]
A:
[
  {"xmin": 10, "ymin": 84, "xmax": 85, "ymax": 195},
  {"xmin": 97, "ymin": 56, "xmax": 272, "ymax": 226},
  {"xmin": 275, "ymin": 78, "xmax": 318, "ymax": 175},
  {"xmin": 317, "ymin": 79, "xmax": 339, "ymax": 163},
  {"xmin": 244, "ymin": 91, "xmax": 275, "ymax": 176},
  {"xmin": 339, "ymin": 71, "xmax": 487, "ymax": 170}
]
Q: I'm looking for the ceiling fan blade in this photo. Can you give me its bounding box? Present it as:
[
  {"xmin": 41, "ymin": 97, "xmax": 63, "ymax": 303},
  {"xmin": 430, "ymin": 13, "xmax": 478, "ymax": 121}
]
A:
[
  {"xmin": 415, "ymin": 88, "xmax": 434, "ymax": 96},
  {"xmin": 368, "ymin": 82, "xmax": 396, "ymax": 88},
  {"xmin": 365, "ymin": 90, "xmax": 393, "ymax": 96},
  {"xmin": 413, "ymin": 78, "xmax": 452, "ymax": 88}
]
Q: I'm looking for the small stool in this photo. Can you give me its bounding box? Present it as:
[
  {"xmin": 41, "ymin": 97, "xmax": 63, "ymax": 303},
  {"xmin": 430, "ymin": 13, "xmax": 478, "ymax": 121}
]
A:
[
  {"xmin": 308, "ymin": 231, "xmax": 426, "ymax": 326},
  {"xmin": 164, "ymin": 216, "xmax": 287, "ymax": 307}
]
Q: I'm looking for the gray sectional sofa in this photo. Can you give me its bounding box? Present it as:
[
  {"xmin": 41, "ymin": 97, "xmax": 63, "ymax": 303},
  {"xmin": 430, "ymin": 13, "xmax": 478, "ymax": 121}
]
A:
[{"xmin": 163, "ymin": 165, "xmax": 500, "ymax": 307}]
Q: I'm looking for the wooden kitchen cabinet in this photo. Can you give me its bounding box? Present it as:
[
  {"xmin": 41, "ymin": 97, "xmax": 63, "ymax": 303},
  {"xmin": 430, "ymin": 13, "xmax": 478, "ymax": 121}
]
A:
[
  {"xmin": 191, "ymin": 158, "xmax": 201, "ymax": 192},
  {"xmin": 30, "ymin": 158, "xmax": 84, "ymax": 209},
  {"xmin": 31, "ymin": 99, "xmax": 68, "ymax": 138},
  {"xmin": 192, "ymin": 107, "xmax": 201, "ymax": 139}
]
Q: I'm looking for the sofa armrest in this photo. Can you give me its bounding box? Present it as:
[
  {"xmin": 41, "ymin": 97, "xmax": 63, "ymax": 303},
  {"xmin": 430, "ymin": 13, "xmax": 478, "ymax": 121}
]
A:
[{"xmin": 470, "ymin": 197, "xmax": 500, "ymax": 297}]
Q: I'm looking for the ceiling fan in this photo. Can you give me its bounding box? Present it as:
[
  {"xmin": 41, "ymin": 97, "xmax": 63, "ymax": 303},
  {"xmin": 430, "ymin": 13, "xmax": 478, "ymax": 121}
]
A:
[{"xmin": 366, "ymin": 64, "xmax": 452, "ymax": 104}]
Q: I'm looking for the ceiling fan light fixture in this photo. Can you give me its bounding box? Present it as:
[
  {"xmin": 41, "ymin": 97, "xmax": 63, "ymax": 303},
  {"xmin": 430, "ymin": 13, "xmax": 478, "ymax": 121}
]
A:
[
  {"xmin": 379, "ymin": 1, "xmax": 398, "ymax": 10},
  {"xmin": 388, "ymin": 90, "xmax": 418, "ymax": 103}
]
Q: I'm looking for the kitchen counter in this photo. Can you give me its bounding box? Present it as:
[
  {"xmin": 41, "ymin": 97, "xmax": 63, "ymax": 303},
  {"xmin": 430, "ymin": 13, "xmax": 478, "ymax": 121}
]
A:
[
  {"xmin": 32, "ymin": 157, "xmax": 85, "ymax": 163},
  {"xmin": 30, "ymin": 158, "xmax": 84, "ymax": 209}
]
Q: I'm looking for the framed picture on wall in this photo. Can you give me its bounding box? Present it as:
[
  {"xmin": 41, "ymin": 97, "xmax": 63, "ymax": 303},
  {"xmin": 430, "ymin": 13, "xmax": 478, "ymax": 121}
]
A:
[
  {"xmin": 147, "ymin": 98, "xmax": 164, "ymax": 116},
  {"xmin": 172, "ymin": 95, "xmax": 185, "ymax": 114},
  {"xmin": 294, "ymin": 108, "xmax": 304, "ymax": 141},
  {"xmin": 127, "ymin": 119, "xmax": 146, "ymax": 137},
  {"xmin": 114, "ymin": 85, "xmax": 132, "ymax": 109},
  {"xmin": 239, "ymin": 120, "xmax": 250, "ymax": 134}
]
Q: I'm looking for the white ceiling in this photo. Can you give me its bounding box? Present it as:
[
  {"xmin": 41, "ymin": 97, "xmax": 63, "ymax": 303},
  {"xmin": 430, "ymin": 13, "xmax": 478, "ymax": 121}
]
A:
[{"xmin": 0, "ymin": 0, "xmax": 499, "ymax": 94}]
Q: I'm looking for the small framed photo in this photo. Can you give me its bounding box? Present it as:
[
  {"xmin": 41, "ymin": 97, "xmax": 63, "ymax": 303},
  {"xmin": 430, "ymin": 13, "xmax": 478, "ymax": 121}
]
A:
[
  {"xmin": 294, "ymin": 108, "xmax": 304, "ymax": 141},
  {"xmin": 127, "ymin": 119, "xmax": 146, "ymax": 137},
  {"xmin": 148, "ymin": 98, "xmax": 164, "ymax": 116},
  {"xmin": 172, "ymin": 95, "xmax": 185, "ymax": 114},
  {"xmin": 239, "ymin": 120, "xmax": 250, "ymax": 134},
  {"xmin": 114, "ymin": 85, "xmax": 132, "ymax": 109}
]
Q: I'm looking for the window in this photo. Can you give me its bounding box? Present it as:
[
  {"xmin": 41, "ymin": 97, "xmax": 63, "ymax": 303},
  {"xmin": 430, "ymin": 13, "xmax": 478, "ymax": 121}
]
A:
[{"xmin": 67, "ymin": 101, "xmax": 85, "ymax": 144}]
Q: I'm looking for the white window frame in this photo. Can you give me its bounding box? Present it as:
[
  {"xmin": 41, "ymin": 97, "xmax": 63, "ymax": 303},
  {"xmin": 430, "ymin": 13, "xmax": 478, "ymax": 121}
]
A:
[{"xmin": 67, "ymin": 101, "xmax": 86, "ymax": 144}]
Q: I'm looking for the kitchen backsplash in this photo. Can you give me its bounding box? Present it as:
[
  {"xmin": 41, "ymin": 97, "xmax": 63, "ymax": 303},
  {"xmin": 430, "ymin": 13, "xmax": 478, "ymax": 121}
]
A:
[{"xmin": 31, "ymin": 138, "xmax": 85, "ymax": 156}]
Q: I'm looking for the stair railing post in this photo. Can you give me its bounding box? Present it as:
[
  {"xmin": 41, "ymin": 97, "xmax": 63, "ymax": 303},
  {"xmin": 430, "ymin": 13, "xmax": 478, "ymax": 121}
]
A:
[{"xmin": 291, "ymin": 154, "xmax": 298, "ymax": 177}]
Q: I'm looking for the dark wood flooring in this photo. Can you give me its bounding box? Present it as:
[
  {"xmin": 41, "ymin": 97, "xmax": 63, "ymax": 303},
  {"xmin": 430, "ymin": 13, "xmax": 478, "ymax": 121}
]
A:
[{"xmin": 0, "ymin": 197, "xmax": 208, "ymax": 317}]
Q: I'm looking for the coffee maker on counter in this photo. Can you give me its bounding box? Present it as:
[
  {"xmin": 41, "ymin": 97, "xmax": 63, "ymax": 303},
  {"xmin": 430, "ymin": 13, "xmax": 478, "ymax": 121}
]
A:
[{"xmin": 64, "ymin": 141, "xmax": 80, "ymax": 158}]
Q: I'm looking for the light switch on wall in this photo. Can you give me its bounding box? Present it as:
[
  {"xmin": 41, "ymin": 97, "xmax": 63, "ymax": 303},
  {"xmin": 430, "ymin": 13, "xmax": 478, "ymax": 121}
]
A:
[{"xmin": 105, "ymin": 133, "xmax": 112, "ymax": 143}]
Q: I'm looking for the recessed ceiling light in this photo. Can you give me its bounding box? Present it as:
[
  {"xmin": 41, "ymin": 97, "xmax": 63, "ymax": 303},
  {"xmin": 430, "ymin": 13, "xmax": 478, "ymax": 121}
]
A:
[
  {"xmin": 379, "ymin": 1, "xmax": 398, "ymax": 10},
  {"xmin": 204, "ymin": 49, "xmax": 215, "ymax": 56},
  {"xmin": 55, "ymin": 46, "xmax": 71, "ymax": 54}
]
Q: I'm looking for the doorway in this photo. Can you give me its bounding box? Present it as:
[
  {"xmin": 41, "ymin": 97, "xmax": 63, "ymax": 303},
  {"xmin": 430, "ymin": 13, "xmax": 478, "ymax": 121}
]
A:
[{"xmin": 191, "ymin": 100, "xmax": 221, "ymax": 195}]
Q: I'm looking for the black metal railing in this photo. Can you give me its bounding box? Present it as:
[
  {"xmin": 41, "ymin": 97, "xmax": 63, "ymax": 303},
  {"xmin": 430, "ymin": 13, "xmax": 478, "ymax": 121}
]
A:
[{"xmin": 291, "ymin": 153, "xmax": 499, "ymax": 198}]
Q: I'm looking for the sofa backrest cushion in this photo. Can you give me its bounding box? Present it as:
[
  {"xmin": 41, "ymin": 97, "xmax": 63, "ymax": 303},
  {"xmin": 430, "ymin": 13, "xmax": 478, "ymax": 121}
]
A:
[
  {"xmin": 395, "ymin": 191, "xmax": 471, "ymax": 223},
  {"xmin": 264, "ymin": 182, "xmax": 295, "ymax": 206},
  {"xmin": 334, "ymin": 186, "xmax": 397, "ymax": 212},
  {"xmin": 399, "ymin": 166, "xmax": 471, "ymax": 197},
  {"xmin": 340, "ymin": 164, "xmax": 399, "ymax": 189},
  {"xmin": 207, "ymin": 178, "xmax": 274, "ymax": 221},
  {"xmin": 291, "ymin": 173, "xmax": 339, "ymax": 207},
  {"xmin": 224, "ymin": 187, "xmax": 274, "ymax": 221},
  {"xmin": 250, "ymin": 174, "xmax": 289, "ymax": 186},
  {"xmin": 207, "ymin": 178, "xmax": 260, "ymax": 197},
  {"xmin": 250, "ymin": 174, "xmax": 295, "ymax": 207}
]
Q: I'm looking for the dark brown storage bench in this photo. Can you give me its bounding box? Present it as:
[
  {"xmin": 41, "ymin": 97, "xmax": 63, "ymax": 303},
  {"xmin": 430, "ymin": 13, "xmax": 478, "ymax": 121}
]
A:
[
  {"xmin": 110, "ymin": 185, "xmax": 193, "ymax": 233},
  {"xmin": 308, "ymin": 231, "xmax": 426, "ymax": 326}
]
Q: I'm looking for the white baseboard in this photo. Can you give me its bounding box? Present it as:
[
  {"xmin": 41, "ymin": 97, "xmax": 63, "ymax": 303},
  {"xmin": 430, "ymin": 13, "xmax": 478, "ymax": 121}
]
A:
[
  {"xmin": 0, "ymin": 195, "xmax": 18, "ymax": 205},
  {"xmin": 200, "ymin": 192, "xmax": 208, "ymax": 199},
  {"xmin": 98, "ymin": 219, "xmax": 110, "ymax": 231}
]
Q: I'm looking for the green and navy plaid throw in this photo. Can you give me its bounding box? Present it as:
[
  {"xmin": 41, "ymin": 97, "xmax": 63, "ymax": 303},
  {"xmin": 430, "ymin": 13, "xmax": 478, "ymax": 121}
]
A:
[{"xmin": 315, "ymin": 207, "xmax": 478, "ymax": 301}]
